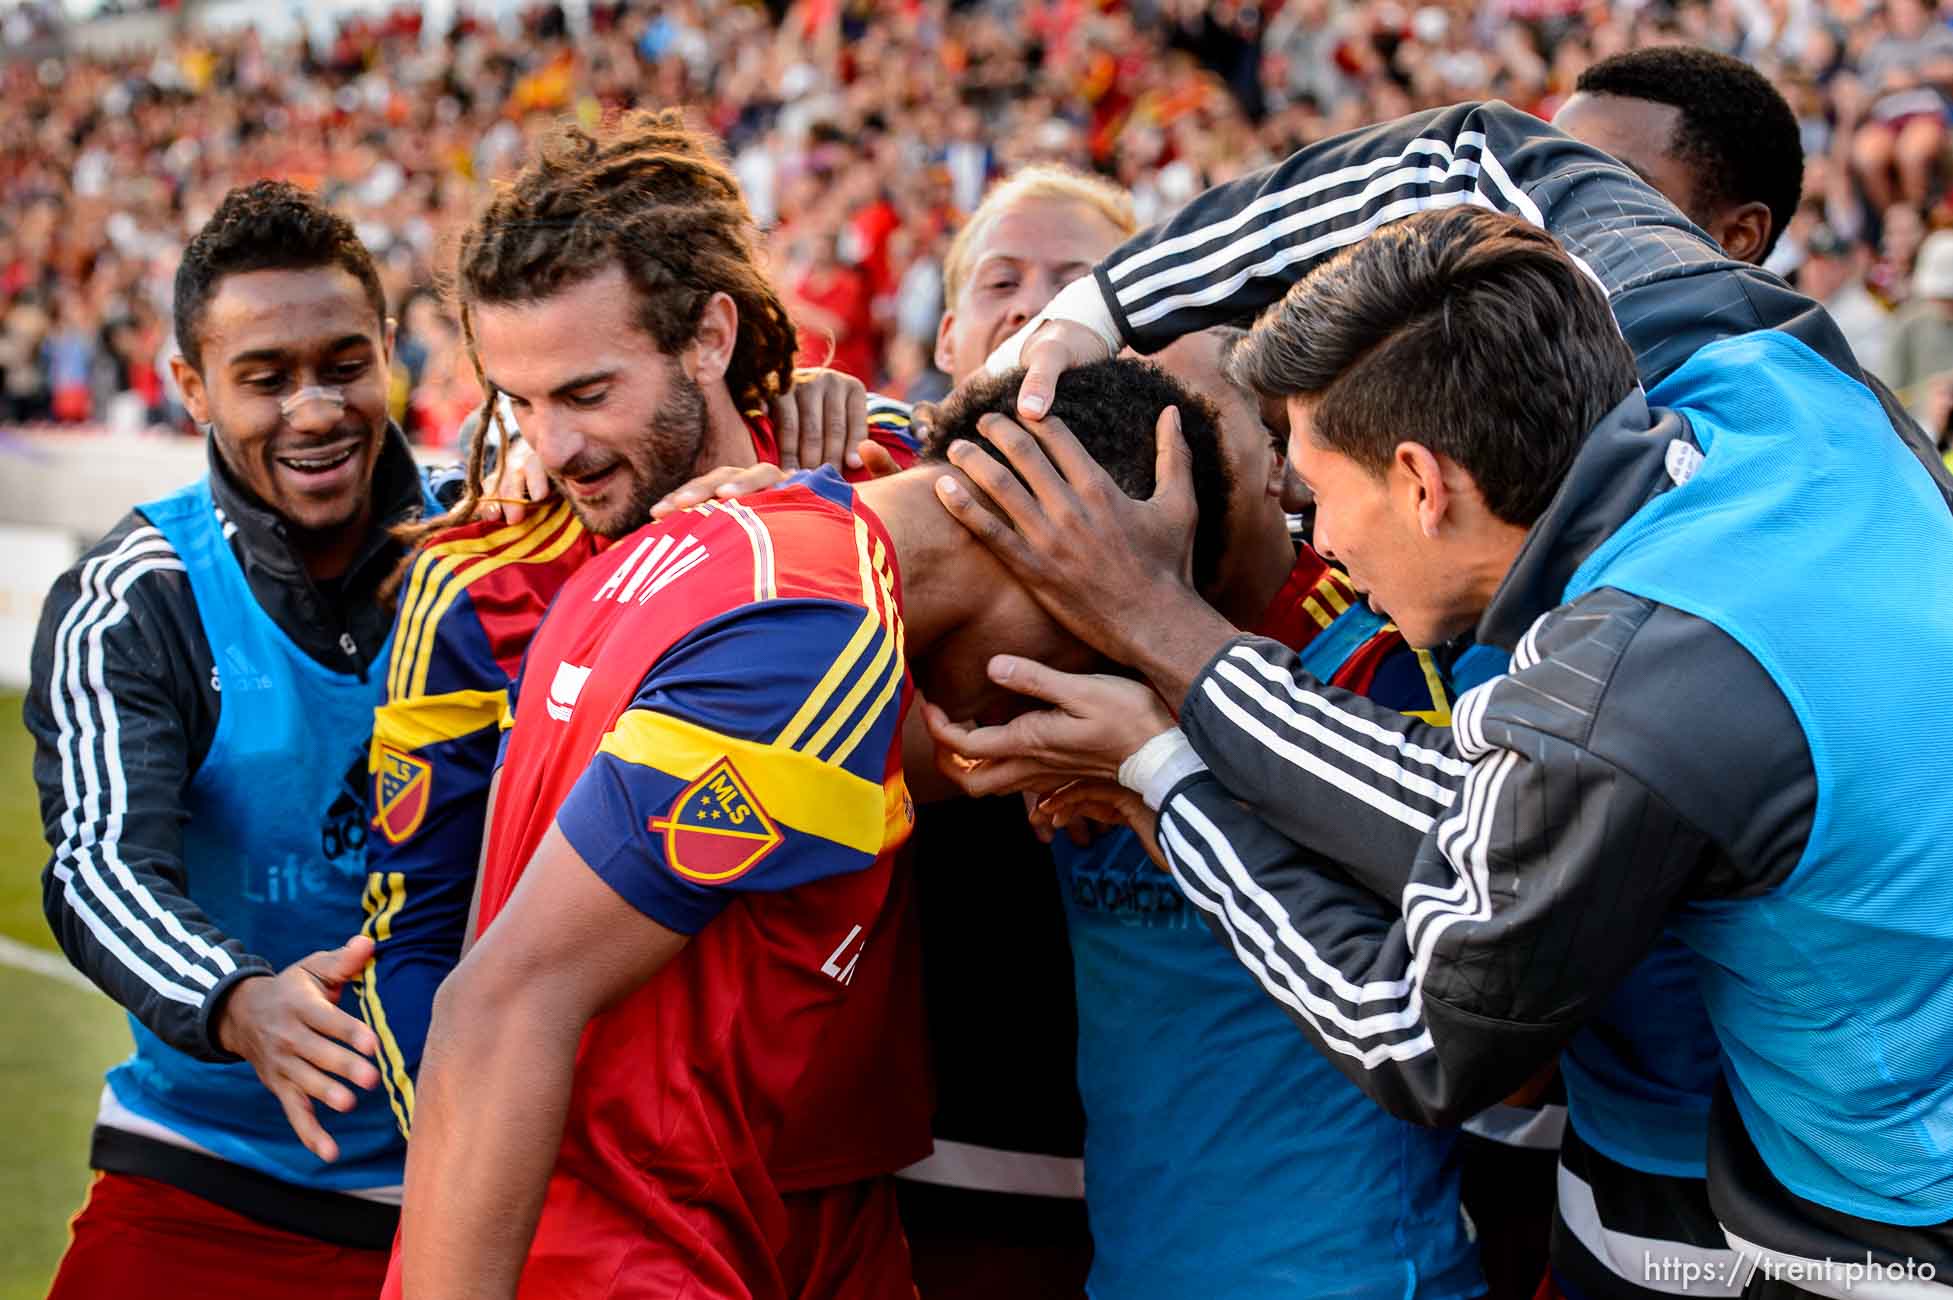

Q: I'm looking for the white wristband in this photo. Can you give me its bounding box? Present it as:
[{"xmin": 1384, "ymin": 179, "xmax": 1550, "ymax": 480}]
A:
[
  {"xmin": 1117, "ymin": 727, "xmax": 1209, "ymax": 811},
  {"xmin": 983, "ymin": 274, "xmax": 1123, "ymax": 375}
]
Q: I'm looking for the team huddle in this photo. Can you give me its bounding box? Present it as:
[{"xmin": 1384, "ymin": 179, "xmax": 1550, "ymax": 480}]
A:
[{"xmin": 26, "ymin": 43, "xmax": 1953, "ymax": 1300}]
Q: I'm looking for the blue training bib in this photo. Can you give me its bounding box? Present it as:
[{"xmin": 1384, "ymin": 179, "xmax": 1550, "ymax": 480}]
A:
[{"xmin": 106, "ymin": 477, "xmax": 417, "ymax": 1191}]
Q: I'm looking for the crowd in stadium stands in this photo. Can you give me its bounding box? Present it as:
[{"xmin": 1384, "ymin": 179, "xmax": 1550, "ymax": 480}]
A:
[{"xmin": 8, "ymin": 0, "xmax": 1953, "ymax": 443}]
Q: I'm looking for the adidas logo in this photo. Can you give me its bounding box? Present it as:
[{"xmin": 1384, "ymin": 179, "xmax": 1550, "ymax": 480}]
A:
[
  {"xmin": 222, "ymin": 645, "xmax": 274, "ymax": 692},
  {"xmin": 592, "ymin": 533, "xmax": 710, "ymax": 606}
]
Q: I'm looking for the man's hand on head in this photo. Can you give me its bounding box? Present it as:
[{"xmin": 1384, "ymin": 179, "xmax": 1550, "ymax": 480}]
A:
[
  {"xmin": 921, "ymin": 656, "xmax": 1175, "ymax": 798},
  {"xmin": 932, "ymin": 404, "xmax": 1219, "ymax": 681},
  {"xmin": 981, "ymin": 274, "xmax": 1125, "ymax": 422},
  {"xmin": 773, "ymin": 367, "xmax": 870, "ymax": 472},
  {"xmin": 214, "ymin": 934, "xmax": 382, "ymax": 1164},
  {"xmin": 1010, "ymin": 319, "xmax": 1115, "ymax": 421}
]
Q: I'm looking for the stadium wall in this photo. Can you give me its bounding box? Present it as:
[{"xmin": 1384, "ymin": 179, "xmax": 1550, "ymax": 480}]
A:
[{"xmin": 0, "ymin": 431, "xmax": 446, "ymax": 690}]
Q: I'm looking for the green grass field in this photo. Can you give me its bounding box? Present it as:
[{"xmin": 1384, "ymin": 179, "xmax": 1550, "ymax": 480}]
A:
[{"xmin": 0, "ymin": 692, "xmax": 129, "ymax": 1298}]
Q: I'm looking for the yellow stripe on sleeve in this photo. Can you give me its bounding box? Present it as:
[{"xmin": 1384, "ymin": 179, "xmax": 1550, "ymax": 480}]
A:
[
  {"xmin": 774, "ymin": 517, "xmax": 890, "ymax": 750},
  {"xmin": 827, "ymin": 562, "xmax": 907, "ymax": 766},
  {"xmin": 406, "ymin": 504, "xmax": 587, "ymax": 698},
  {"xmin": 369, "ymin": 688, "xmax": 511, "ymax": 762},
  {"xmin": 388, "ymin": 510, "xmax": 545, "ymax": 699},
  {"xmin": 801, "ymin": 612, "xmax": 897, "ymax": 760},
  {"xmin": 600, "ymin": 709, "xmax": 891, "ymax": 856},
  {"xmin": 372, "ymin": 870, "xmax": 408, "ymax": 941},
  {"xmin": 357, "ymin": 873, "xmax": 417, "ymax": 1137}
]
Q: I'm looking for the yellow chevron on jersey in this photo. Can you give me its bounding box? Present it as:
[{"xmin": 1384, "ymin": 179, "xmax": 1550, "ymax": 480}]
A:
[
  {"xmin": 827, "ymin": 543, "xmax": 905, "ymax": 767},
  {"xmin": 773, "ymin": 516, "xmax": 902, "ymax": 759},
  {"xmin": 370, "ymin": 687, "xmax": 510, "ymax": 760},
  {"xmin": 386, "ymin": 508, "xmax": 546, "ymax": 699},
  {"xmin": 392, "ymin": 501, "xmax": 587, "ymax": 700},
  {"xmin": 399, "ymin": 501, "xmax": 584, "ymax": 698}
]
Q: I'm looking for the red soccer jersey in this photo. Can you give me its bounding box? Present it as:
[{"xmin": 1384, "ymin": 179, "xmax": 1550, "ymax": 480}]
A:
[
  {"xmin": 466, "ymin": 470, "xmax": 930, "ymax": 1296},
  {"xmin": 361, "ymin": 407, "xmax": 922, "ymax": 1140},
  {"xmin": 1255, "ymin": 543, "xmax": 1450, "ymax": 719}
]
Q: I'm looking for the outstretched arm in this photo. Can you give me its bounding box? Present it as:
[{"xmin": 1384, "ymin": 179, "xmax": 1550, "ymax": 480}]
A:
[
  {"xmin": 967, "ymin": 99, "xmax": 1947, "ymax": 606},
  {"xmin": 1146, "ymin": 603, "xmax": 1724, "ymax": 1125},
  {"xmin": 398, "ymin": 821, "xmax": 688, "ymax": 1300},
  {"xmin": 996, "ymin": 98, "xmax": 1842, "ymax": 417}
]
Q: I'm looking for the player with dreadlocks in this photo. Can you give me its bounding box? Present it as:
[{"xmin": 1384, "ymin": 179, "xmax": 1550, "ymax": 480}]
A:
[{"xmin": 355, "ymin": 109, "xmax": 916, "ymax": 1142}]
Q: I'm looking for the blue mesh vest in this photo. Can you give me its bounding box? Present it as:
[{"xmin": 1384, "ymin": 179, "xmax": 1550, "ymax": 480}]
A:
[
  {"xmin": 108, "ymin": 477, "xmax": 422, "ymax": 1191},
  {"xmin": 1564, "ymin": 330, "xmax": 1953, "ymax": 1224}
]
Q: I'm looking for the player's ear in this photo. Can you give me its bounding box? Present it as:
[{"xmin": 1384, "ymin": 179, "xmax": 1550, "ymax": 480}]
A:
[
  {"xmin": 934, "ymin": 309, "xmax": 959, "ymax": 376},
  {"xmin": 172, "ymin": 353, "xmax": 211, "ymax": 427},
  {"xmin": 691, "ymin": 292, "xmax": 738, "ymax": 386},
  {"xmin": 1393, "ymin": 440, "xmax": 1451, "ymax": 539},
  {"xmin": 1715, "ymin": 202, "xmax": 1773, "ymax": 266}
]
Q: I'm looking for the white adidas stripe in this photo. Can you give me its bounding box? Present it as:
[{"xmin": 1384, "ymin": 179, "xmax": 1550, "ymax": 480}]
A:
[
  {"xmin": 1161, "ymin": 808, "xmax": 1437, "ymax": 1066},
  {"xmin": 47, "ymin": 528, "xmax": 236, "ymax": 1007},
  {"xmin": 1114, "ymin": 154, "xmax": 1489, "ymax": 307},
  {"xmin": 1225, "ymin": 644, "xmax": 1474, "ymax": 777},
  {"xmin": 1105, "ymin": 132, "xmax": 1492, "ymax": 287}
]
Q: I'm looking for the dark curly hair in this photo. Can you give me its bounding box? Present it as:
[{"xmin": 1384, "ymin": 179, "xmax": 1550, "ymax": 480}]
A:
[
  {"xmin": 923, "ymin": 358, "xmax": 1234, "ymax": 592},
  {"xmin": 172, "ymin": 180, "xmax": 386, "ymax": 372},
  {"xmin": 1575, "ymin": 46, "xmax": 1803, "ymax": 259}
]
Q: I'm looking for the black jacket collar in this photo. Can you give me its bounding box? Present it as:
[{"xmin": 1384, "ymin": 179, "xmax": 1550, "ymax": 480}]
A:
[{"xmin": 1474, "ymin": 388, "xmax": 1695, "ymax": 653}]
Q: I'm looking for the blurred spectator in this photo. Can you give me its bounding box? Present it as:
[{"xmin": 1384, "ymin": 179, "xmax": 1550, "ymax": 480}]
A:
[
  {"xmin": 1869, "ymin": 201, "xmax": 1931, "ymax": 306},
  {"xmin": 787, "ymin": 229, "xmax": 877, "ymax": 383},
  {"xmin": 45, "ymin": 295, "xmax": 99, "ymax": 424},
  {"xmin": 1, "ymin": 291, "xmax": 52, "ymax": 422},
  {"xmin": 1887, "ymin": 229, "xmax": 1953, "ymax": 424},
  {"xmin": 1848, "ymin": 0, "xmax": 1953, "ymax": 212},
  {"xmin": 7, "ymin": 0, "xmax": 1953, "ymax": 433},
  {"xmin": 1801, "ymin": 223, "xmax": 1893, "ymax": 377}
]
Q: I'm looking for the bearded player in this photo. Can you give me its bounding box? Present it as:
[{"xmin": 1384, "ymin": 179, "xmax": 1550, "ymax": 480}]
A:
[
  {"xmin": 388, "ymin": 357, "xmax": 1236, "ymax": 1299},
  {"xmin": 356, "ymin": 110, "xmax": 916, "ymax": 1134}
]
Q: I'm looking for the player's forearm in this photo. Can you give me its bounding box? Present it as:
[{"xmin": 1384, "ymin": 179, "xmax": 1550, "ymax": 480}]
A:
[
  {"xmin": 399, "ymin": 967, "xmax": 581, "ymax": 1299},
  {"xmin": 1123, "ymin": 587, "xmax": 1240, "ymax": 715},
  {"xmin": 41, "ymin": 846, "xmax": 273, "ymax": 1060},
  {"xmin": 1094, "ymin": 103, "xmax": 1570, "ymax": 355},
  {"xmin": 1175, "ymin": 633, "xmax": 1458, "ymax": 888},
  {"xmin": 1156, "ymin": 774, "xmax": 1568, "ymax": 1126}
]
